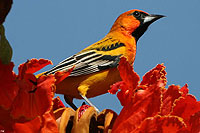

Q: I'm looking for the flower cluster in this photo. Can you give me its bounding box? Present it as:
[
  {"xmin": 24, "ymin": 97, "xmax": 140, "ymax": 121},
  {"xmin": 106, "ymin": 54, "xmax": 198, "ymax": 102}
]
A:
[
  {"xmin": 0, "ymin": 59, "xmax": 72, "ymax": 132},
  {"xmin": 0, "ymin": 57, "xmax": 200, "ymax": 132},
  {"xmin": 109, "ymin": 57, "xmax": 200, "ymax": 133}
]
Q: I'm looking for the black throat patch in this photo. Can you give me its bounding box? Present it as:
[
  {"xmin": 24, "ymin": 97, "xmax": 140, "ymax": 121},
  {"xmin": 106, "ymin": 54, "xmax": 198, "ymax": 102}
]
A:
[
  {"xmin": 132, "ymin": 24, "xmax": 149, "ymax": 42},
  {"xmin": 131, "ymin": 11, "xmax": 149, "ymax": 42}
]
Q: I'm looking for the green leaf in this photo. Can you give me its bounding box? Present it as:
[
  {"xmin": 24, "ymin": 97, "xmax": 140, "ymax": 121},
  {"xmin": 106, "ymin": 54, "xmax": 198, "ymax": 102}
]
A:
[{"xmin": 0, "ymin": 24, "xmax": 12, "ymax": 64}]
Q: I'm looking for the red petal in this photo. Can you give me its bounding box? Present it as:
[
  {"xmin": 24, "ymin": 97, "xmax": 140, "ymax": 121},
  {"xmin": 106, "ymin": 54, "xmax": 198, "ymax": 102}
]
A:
[
  {"xmin": 112, "ymin": 64, "xmax": 168, "ymax": 132},
  {"xmin": 109, "ymin": 81, "xmax": 130, "ymax": 106},
  {"xmin": 0, "ymin": 106, "xmax": 14, "ymax": 130},
  {"xmin": 116, "ymin": 82, "xmax": 130, "ymax": 106},
  {"xmin": 140, "ymin": 64, "xmax": 167, "ymax": 87},
  {"xmin": 109, "ymin": 81, "xmax": 124, "ymax": 94},
  {"xmin": 40, "ymin": 112, "xmax": 58, "ymax": 133},
  {"xmin": 55, "ymin": 66, "xmax": 74, "ymax": 84},
  {"xmin": 180, "ymin": 84, "xmax": 189, "ymax": 97},
  {"xmin": 189, "ymin": 111, "xmax": 200, "ymax": 132},
  {"xmin": 112, "ymin": 84, "xmax": 162, "ymax": 132},
  {"xmin": 160, "ymin": 85, "xmax": 182, "ymax": 115},
  {"xmin": 110, "ymin": 57, "xmax": 140, "ymax": 106},
  {"xmin": 25, "ymin": 59, "xmax": 52, "ymax": 74},
  {"xmin": 13, "ymin": 116, "xmax": 41, "ymax": 133},
  {"xmin": 134, "ymin": 116, "xmax": 187, "ymax": 133},
  {"xmin": 53, "ymin": 96, "xmax": 65, "ymax": 111},
  {"xmin": 14, "ymin": 112, "xmax": 58, "ymax": 133},
  {"xmin": 18, "ymin": 59, "xmax": 52, "ymax": 79},
  {"xmin": 171, "ymin": 95, "xmax": 200, "ymax": 127},
  {"xmin": 11, "ymin": 74, "xmax": 55, "ymax": 120},
  {"xmin": 118, "ymin": 57, "xmax": 140, "ymax": 91},
  {"xmin": 0, "ymin": 61, "xmax": 19, "ymax": 109}
]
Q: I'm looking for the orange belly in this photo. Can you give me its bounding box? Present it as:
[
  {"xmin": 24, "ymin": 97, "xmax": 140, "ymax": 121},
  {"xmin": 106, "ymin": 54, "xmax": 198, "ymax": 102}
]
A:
[{"xmin": 55, "ymin": 68, "xmax": 121, "ymax": 99}]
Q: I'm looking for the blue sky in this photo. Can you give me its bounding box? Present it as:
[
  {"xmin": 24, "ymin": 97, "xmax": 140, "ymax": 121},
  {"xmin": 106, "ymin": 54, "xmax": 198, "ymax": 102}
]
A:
[{"xmin": 4, "ymin": 0, "xmax": 200, "ymax": 113}]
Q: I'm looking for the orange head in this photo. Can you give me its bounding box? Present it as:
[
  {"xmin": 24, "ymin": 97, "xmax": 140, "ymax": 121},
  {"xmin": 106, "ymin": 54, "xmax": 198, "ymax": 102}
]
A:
[{"xmin": 110, "ymin": 9, "xmax": 165, "ymax": 41}]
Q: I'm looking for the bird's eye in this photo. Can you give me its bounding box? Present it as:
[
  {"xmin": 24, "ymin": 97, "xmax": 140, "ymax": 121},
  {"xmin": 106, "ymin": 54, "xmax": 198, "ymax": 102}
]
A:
[{"xmin": 132, "ymin": 11, "xmax": 141, "ymax": 17}]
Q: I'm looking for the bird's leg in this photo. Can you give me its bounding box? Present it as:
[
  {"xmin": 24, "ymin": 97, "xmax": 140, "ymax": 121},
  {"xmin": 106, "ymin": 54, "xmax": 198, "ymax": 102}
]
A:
[
  {"xmin": 78, "ymin": 85, "xmax": 100, "ymax": 113},
  {"xmin": 64, "ymin": 95, "xmax": 78, "ymax": 111},
  {"xmin": 80, "ymin": 94, "xmax": 100, "ymax": 113}
]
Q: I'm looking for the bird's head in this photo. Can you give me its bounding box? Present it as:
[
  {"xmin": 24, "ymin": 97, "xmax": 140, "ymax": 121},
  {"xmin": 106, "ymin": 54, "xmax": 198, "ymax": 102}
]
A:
[{"xmin": 110, "ymin": 9, "xmax": 165, "ymax": 41}]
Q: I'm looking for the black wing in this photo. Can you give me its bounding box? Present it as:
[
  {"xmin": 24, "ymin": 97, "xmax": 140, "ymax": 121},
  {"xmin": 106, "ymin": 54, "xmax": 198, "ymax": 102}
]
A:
[{"xmin": 44, "ymin": 50, "xmax": 121, "ymax": 76}]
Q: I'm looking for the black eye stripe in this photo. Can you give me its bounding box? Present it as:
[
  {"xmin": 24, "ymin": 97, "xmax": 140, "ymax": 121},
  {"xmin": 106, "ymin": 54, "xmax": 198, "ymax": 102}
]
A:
[
  {"xmin": 131, "ymin": 11, "xmax": 149, "ymax": 19},
  {"xmin": 132, "ymin": 11, "xmax": 141, "ymax": 17}
]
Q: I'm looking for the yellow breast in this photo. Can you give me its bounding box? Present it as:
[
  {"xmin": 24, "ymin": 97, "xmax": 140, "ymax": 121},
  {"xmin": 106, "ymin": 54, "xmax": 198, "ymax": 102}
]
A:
[{"xmin": 55, "ymin": 67, "xmax": 121, "ymax": 99}]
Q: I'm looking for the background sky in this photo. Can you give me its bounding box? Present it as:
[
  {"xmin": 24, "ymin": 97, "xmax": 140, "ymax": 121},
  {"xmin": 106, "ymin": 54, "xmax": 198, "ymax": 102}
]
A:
[{"xmin": 4, "ymin": 0, "xmax": 200, "ymax": 113}]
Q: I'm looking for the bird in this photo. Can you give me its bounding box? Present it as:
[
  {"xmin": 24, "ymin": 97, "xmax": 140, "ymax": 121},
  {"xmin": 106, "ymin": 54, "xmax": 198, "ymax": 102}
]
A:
[{"xmin": 41, "ymin": 9, "xmax": 164, "ymax": 111}]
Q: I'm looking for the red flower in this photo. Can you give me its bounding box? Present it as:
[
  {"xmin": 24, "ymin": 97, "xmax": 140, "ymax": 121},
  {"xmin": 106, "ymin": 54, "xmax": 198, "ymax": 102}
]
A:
[
  {"xmin": 14, "ymin": 111, "xmax": 59, "ymax": 133},
  {"xmin": 110, "ymin": 57, "xmax": 200, "ymax": 133},
  {"xmin": 11, "ymin": 59, "xmax": 55, "ymax": 120},
  {"xmin": 0, "ymin": 59, "xmax": 72, "ymax": 132},
  {"xmin": 53, "ymin": 96, "xmax": 65, "ymax": 111},
  {"xmin": 109, "ymin": 57, "xmax": 140, "ymax": 106}
]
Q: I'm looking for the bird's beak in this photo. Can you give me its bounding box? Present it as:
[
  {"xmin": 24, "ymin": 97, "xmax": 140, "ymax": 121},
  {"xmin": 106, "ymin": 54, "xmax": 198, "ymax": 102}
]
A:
[{"xmin": 143, "ymin": 14, "xmax": 165, "ymax": 24}]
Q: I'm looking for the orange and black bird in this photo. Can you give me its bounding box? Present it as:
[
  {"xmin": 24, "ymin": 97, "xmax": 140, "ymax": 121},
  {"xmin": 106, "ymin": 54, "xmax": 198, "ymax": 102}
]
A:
[{"xmin": 41, "ymin": 9, "xmax": 164, "ymax": 111}]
